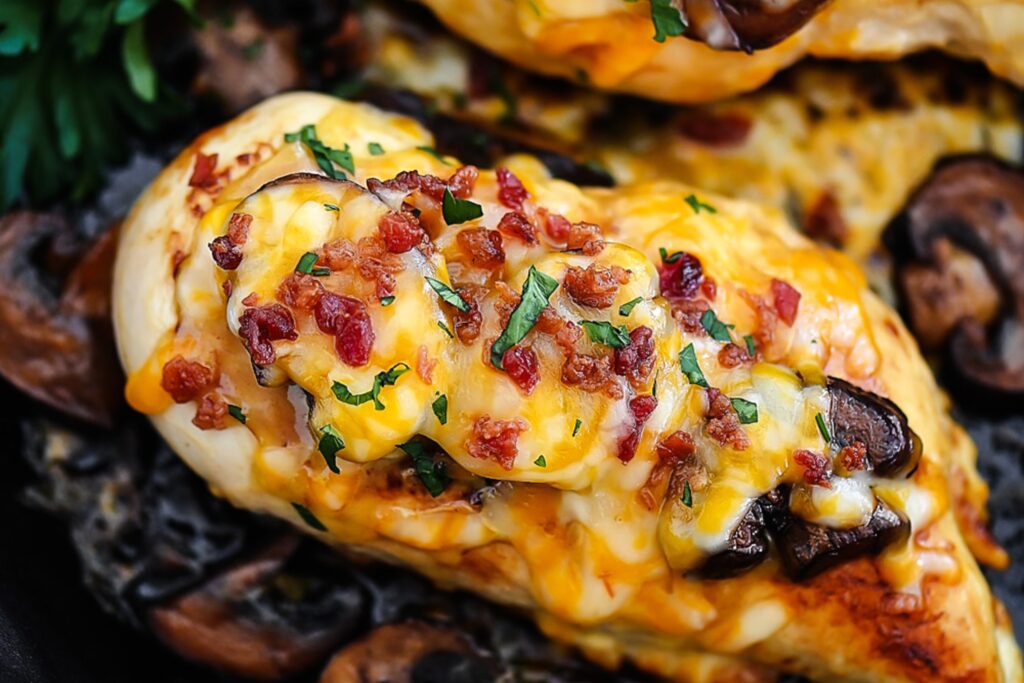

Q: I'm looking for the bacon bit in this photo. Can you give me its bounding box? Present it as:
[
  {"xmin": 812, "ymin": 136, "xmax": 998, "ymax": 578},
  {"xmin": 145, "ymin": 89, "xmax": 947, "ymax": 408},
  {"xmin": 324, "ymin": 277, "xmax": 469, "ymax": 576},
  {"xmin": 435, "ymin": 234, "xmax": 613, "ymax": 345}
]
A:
[
  {"xmin": 741, "ymin": 290, "xmax": 778, "ymax": 352},
  {"xmin": 208, "ymin": 212, "xmax": 252, "ymax": 270},
  {"xmin": 192, "ymin": 394, "xmax": 228, "ymax": 430},
  {"xmin": 613, "ymin": 326, "xmax": 655, "ymax": 385},
  {"xmin": 561, "ymin": 352, "xmax": 622, "ymax": 398},
  {"xmin": 677, "ymin": 111, "xmax": 753, "ymax": 148},
  {"xmin": 838, "ymin": 441, "xmax": 867, "ymax": 472},
  {"xmin": 658, "ymin": 251, "xmax": 703, "ymax": 299},
  {"xmin": 239, "ymin": 304, "xmax": 298, "ymax": 366},
  {"xmin": 794, "ymin": 449, "xmax": 832, "ymax": 487},
  {"xmin": 718, "ymin": 342, "xmax": 752, "ymax": 368},
  {"xmin": 705, "ymin": 388, "xmax": 750, "ymax": 450},
  {"xmin": 492, "ymin": 281, "xmax": 521, "ymax": 327},
  {"xmin": 563, "ymin": 264, "xmax": 629, "ymax": 308},
  {"xmin": 222, "ymin": 280, "xmax": 233, "ymax": 298},
  {"xmin": 671, "ymin": 300, "xmax": 711, "ymax": 334},
  {"xmin": 320, "ymin": 238, "xmax": 356, "ymax": 271},
  {"xmin": 188, "ymin": 152, "xmax": 219, "ymax": 190},
  {"xmin": 452, "ymin": 285, "xmax": 485, "ymax": 344},
  {"xmin": 447, "ymin": 165, "xmax": 479, "ymax": 199},
  {"xmin": 378, "ymin": 211, "xmax": 425, "ymax": 253},
  {"xmin": 355, "ymin": 236, "xmax": 404, "ymax": 299},
  {"xmin": 640, "ymin": 430, "xmax": 698, "ymax": 508},
  {"xmin": 416, "ymin": 345, "xmax": 436, "ymax": 383},
  {"xmin": 241, "ymin": 292, "xmax": 259, "ymax": 306},
  {"xmin": 456, "ymin": 228, "xmax": 505, "ymax": 268},
  {"xmin": 771, "ymin": 278, "xmax": 801, "ymax": 326},
  {"xmin": 544, "ymin": 212, "xmax": 571, "ymax": 242},
  {"xmin": 496, "ymin": 211, "xmax": 538, "ymax": 245},
  {"xmin": 553, "ymin": 319, "xmax": 582, "ymax": 355},
  {"xmin": 314, "ymin": 292, "xmax": 374, "ymax": 367},
  {"xmin": 370, "ymin": 170, "xmax": 446, "ymax": 201},
  {"xmin": 619, "ymin": 394, "xmax": 658, "ymax": 463},
  {"xmin": 656, "ymin": 430, "xmax": 696, "ymax": 464},
  {"xmin": 502, "ymin": 346, "xmax": 540, "ymax": 395},
  {"xmin": 496, "ymin": 167, "xmax": 529, "ymax": 210},
  {"xmin": 467, "ymin": 416, "xmax": 528, "ymax": 470},
  {"xmin": 566, "ymin": 222, "xmax": 604, "ymax": 255},
  {"xmin": 161, "ymin": 356, "xmax": 214, "ymax": 403},
  {"xmin": 276, "ymin": 273, "xmax": 324, "ymax": 310},
  {"xmin": 803, "ymin": 191, "xmax": 847, "ymax": 247},
  {"xmin": 701, "ymin": 277, "xmax": 717, "ymax": 300},
  {"xmin": 227, "ymin": 212, "xmax": 251, "ymax": 243}
]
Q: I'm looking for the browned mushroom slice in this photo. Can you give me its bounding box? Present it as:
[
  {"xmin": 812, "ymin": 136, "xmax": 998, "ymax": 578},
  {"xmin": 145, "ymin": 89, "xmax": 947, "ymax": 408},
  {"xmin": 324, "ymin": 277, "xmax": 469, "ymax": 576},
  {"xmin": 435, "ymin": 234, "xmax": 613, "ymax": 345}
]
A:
[
  {"xmin": 683, "ymin": 0, "xmax": 831, "ymax": 52},
  {"xmin": 692, "ymin": 501, "xmax": 770, "ymax": 579},
  {"xmin": 760, "ymin": 490, "xmax": 909, "ymax": 580},
  {"xmin": 827, "ymin": 377, "xmax": 922, "ymax": 478},
  {"xmin": 886, "ymin": 155, "xmax": 1024, "ymax": 393}
]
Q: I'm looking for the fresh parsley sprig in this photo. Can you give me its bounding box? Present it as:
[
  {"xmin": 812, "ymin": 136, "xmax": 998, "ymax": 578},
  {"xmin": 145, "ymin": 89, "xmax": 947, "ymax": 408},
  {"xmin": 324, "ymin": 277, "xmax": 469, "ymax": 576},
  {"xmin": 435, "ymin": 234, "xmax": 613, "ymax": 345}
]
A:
[
  {"xmin": 331, "ymin": 363, "xmax": 410, "ymax": 411},
  {"xmin": 490, "ymin": 266, "xmax": 559, "ymax": 368},
  {"xmin": 284, "ymin": 124, "xmax": 354, "ymax": 180}
]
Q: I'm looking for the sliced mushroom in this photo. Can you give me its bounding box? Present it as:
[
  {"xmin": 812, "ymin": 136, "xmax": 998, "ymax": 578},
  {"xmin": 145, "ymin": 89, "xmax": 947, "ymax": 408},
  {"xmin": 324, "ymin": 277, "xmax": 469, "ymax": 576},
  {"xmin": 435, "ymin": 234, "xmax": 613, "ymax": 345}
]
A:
[
  {"xmin": 885, "ymin": 155, "xmax": 1024, "ymax": 393},
  {"xmin": 692, "ymin": 501, "xmax": 770, "ymax": 579},
  {"xmin": 827, "ymin": 377, "xmax": 922, "ymax": 478},
  {"xmin": 683, "ymin": 0, "xmax": 831, "ymax": 52},
  {"xmin": 760, "ymin": 489, "xmax": 909, "ymax": 580}
]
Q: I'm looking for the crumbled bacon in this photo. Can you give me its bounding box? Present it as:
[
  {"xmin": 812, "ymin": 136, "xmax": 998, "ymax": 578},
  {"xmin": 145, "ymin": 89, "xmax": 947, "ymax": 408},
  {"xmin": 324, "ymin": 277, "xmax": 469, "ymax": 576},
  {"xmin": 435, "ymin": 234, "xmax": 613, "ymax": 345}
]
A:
[
  {"xmin": 656, "ymin": 430, "xmax": 696, "ymax": 464},
  {"xmin": 355, "ymin": 236, "xmax": 404, "ymax": 299},
  {"xmin": 640, "ymin": 429, "xmax": 698, "ymax": 508},
  {"xmin": 705, "ymin": 388, "xmax": 750, "ymax": 450},
  {"xmin": 239, "ymin": 304, "xmax": 298, "ymax": 366},
  {"xmin": 771, "ymin": 278, "xmax": 801, "ymax": 326},
  {"xmin": 319, "ymin": 238, "xmax": 356, "ymax": 271},
  {"xmin": 456, "ymin": 228, "xmax": 505, "ymax": 269},
  {"xmin": 497, "ymin": 211, "xmax": 538, "ymax": 245},
  {"xmin": 276, "ymin": 273, "xmax": 324, "ymax": 310},
  {"xmin": 452, "ymin": 285, "xmax": 485, "ymax": 344},
  {"xmin": 618, "ymin": 394, "xmax": 658, "ymax": 463},
  {"xmin": 161, "ymin": 356, "xmax": 214, "ymax": 403},
  {"xmin": 192, "ymin": 394, "xmax": 228, "ymax": 430},
  {"xmin": 566, "ymin": 222, "xmax": 604, "ymax": 255},
  {"xmin": 741, "ymin": 290, "xmax": 778, "ymax": 352},
  {"xmin": 658, "ymin": 251, "xmax": 704, "ymax": 299},
  {"xmin": 543, "ymin": 212, "xmax": 571, "ymax": 242},
  {"xmin": 838, "ymin": 441, "xmax": 867, "ymax": 472},
  {"xmin": 446, "ymin": 165, "xmax": 479, "ymax": 199},
  {"xmin": 803, "ymin": 191, "xmax": 847, "ymax": 247},
  {"xmin": 561, "ymin": 352, "xmax": 622, "ymax": 398},
  {"xmin": 241, "ymin": 292, "xmax": 259, "ymax": 306},
  {"xmin": 370, "ymin": 170, "xmax": 446, "ymax": 201},
  {"xmin": 794, "ymin": 449, "xmax": 832, "ymax": 487},
  {"xmin": 378, "ymin": 211, "xmax": 425, "ymax": 253},
  {"xmin": 677, "ymin": 111, "xmax": 752, "ymax": 148},
  {"xmin": 502, "ymin": 346, "xmax": 540, "ymax": 395},
  {"xmin": 553, "ymin": 319, "xmax": 582, "ymax": 354},
  {"xmin": 416, "ymin": 345, "xmax": 436, "ymax": 383},
  {"xmin": 718, "ymin": 342, "xmax": 752, "ymax": 368},
  {"xmin": 208, "ymin": 212, "xmax": 252, "ymax": 270},
  {"xmin": 188, "ymin": 152, "xmax": 219, "ymax": 190},
  {"xmin": 496, "ymin": 167, "xmax": 529, "ymax": 210},
  {"xmin": 613, "ymin": 326, "xmax": 655, "ymax": 385},
  {"xmin": 314, "ymin": 292, "xmax": 374, "ymax": 367},
  {"xmin": 467, "ymin": 416, "xmax": 528, "ymax": 470},
  {"xmin": 563, "ymin": 264, "xmax": 629, "ymax": 308},
  {"xmin": 227, "ymin": 212, "xmax": 251, "ymax": 243}
]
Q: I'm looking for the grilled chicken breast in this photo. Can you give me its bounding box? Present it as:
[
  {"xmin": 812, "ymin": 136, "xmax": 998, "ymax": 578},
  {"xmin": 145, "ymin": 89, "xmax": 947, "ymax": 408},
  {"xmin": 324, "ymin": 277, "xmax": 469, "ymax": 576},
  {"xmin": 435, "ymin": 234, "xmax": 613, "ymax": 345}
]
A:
[{"xmin": 113, "ymin": 93, "xmax": 1022, "ymax": 682}]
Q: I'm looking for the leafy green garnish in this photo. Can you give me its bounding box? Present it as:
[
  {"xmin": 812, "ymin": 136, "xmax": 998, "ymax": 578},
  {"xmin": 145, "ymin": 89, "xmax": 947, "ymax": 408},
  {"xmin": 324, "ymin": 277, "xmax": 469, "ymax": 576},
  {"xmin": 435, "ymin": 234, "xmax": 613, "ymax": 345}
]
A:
[
  {"xmin": 730, "ymin": 398, "xmax": 759, "ymax": 424},
  {"xmin": 619, "ymin": 296, "xmax": 643, "ymax": 317},
  {"xmin": 534, "ymin": 455, "xmax": 547, "ymax": 468},
  {"xmin": 685, "ymin": 193, "xmax": 717, "ymax": 214},
  {"xmin": 227, "ymin": 404, "xmax": 246, "ymax": 424},
  {"xmin": 659, "ymin": 247, "xmax": 684, "ymax": 264},
  {"xmin": 744, "ymin": 334, "xmax": 756, "ymax": 357},
  {"xmin": 425, "ymin": 277, "xmax": 470, "ymax": 312},
  {"xmin": 649, "ymin": 0, "xmax": 687, "ymax": 42},
  {"xmin": 317, "ymin": 425, "xmax": 344, "ymax": 474},
  {"xmin": 678, "ymin": 343, "xmax": 708, "ymax": 387},
  {"xmin": 700, "ymin": 309, "xmax": 734, "ymax": 343},
  {"xmin": 331, "ymin": 363, "xmax": 410, "ymax": 411},
  {"xmin": 295, "ymin": 251, "xmax": 318, "ymax": 274},
  {"xmin": 291, "ymin": 502, "xmax": 327, "ymax": 531},
  {"xmin": 367, "ymin": 141, "xmax": 385, "ymax": 156},
  {"xmin": 581, "ymin": 320, "xmax": 630, "ymax": 348},
  {"xmin": 399, "ymin": 440, "xmax": 449, "ymax": 497},
  {"xmin": 416, "ymin": 145, "xmax": 449, "ymax": 165},
  {"xmin": 441, "ymin": 187, "xmax": 483, "ymax": 225},
  {"xmin": 815, "ymin": 412, "xmax": 831, "ymax": 443},
  {"xmin": 431, "ymin": 393, "xmax": 448, "ymax": 425},
  {"xmin": 572, "ymin": 418, "xmax": 582, "ymax": 437},
  {"xmin": 380, "ymin": 295, "xmax": 395, "ymax": 307},
  {"xmin": 284, "ymin": 124, "xmax": 354, "ymax": 179},
  {"xmin": 681, "ymin": 480, "xmax": 693, "ymax": 507},
  {"xmin": 324, "ymin": 203, "xmax": 339, "ymax": 212},
  {"xmin": 437, "ymin": 320, "xmax": 454, "ymax": 338},
  {"xmin": 490, "ymin": 266, "xmax": 559, "ymax": 368}
]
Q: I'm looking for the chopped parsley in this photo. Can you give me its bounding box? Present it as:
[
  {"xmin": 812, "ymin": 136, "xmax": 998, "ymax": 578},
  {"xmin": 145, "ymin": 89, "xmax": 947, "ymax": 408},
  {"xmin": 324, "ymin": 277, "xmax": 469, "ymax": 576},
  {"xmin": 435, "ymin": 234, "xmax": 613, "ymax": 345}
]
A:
[
  {"xmin": 367, "ymin": 141, "xmax": 385, "ymax": 156},
  {"xmin": 317, "ymin": 424, "xmax": 344, "ymax": 474},
  {"xmin": 416, "ymin": 145, "xmax": 450, "ymax": 165},
  {"xmin": 425, "ymin": 277, "xmax": 470, "ymax": 312},
  {"xmin": 284, "ymin": 124, "xmax": 354, "ymax": 180},
  {"xmin": 295, "ymin": 251, "xmax": 319, "ymax": 274},
  {"xmin": 331, "ymin": 363, "xmax": 410, "ymax": 411},
  {"xmin": 441, "ymin": 188, "xmax": 483, "ymax": 225},
  {"xmin": 619, "ymin": 296, "xmax": 643, "ymax": 317},
  {"xmin": 572, "ymin": 418, "xmax": 582, "ymax": 437},
  {"xmin": 681, "ymin": 480, "xmax": 693, "ymax": 507},
  {"xmin": 380, "ymin": 295, "xmax": 396, "ymax": 307},
  {"xmin": 678, "ymin": 343, "xmax": 708, "ymax": 387},
  {"xmin": 311, "ymin": 268, "xmax": 330, "ymax": 277},
  {"xmin": 685, "ymin": 193, "xmax": 717, "ymax": 214},
  {"xmin": 649, "ymin": 0, "xmax": 687, "ymax": 42},
  {"xmin": 581, "ymin": 320, "xmax": 631, "ymax": 348},
  {"xmin": 437, "ymin": 320, "xmax": 454, "ymax": 338},
  {"xmin": 700, "ymin": 309, "xmax": 734, "ymax": 343},
  {"xmin": 815, "ymin": 412, "xmax": 831, "ymax": 443},
  {"xmin": 399, "ymin": 440, "xmax": 449, "ymax": 497},
  {"xmin": 226, "ymin": 404, "xmax": 246, "ymax": 423},
  {"xmin": 652, "ymin": 372, "xmax": 659, "ymax": 397},
  {"xmin": 432, "ymin": 393, "xmax": 448, "ymax": 425},
  {"xmin": 534, "ymin": 455, "xmax": 547, "ymax": 468},
  {"xmin": 291, "ymin": 503, "xmax": 327, "ymax": 531},
  {"xmin": 744, "ymin": 334, "xmax": 756, "ymax": 357},
  {"xmin": 324, "ymin": 203, "xmax": 339, "ymax": 212},
  {"xmin": 490, "ymin": 266, "xmax": 559, "ymax": 368},
  {"xmin": 730, "ymin": 398, "xmax": 759, "ymax": 424},
  {"xmin": 659, "ymin": 247, "xmax": 684, "ymax": 264}
]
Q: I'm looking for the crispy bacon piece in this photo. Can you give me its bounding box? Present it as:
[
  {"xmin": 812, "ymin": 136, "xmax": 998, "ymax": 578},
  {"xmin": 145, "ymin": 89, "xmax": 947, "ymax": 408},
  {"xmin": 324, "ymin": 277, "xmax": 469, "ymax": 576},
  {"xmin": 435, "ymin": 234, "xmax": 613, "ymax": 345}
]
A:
[
  {"xmin": 718, "ymin": 342, "xmax": 752, "ymax": 368},
  {"xmin": 451, "ymin": 285, "xmax": 485, "ymax": 344},
  {"xmin": 355, "ymin": 236, "xmax": 404, "ymax": 299},
  {"xmin": 566, "ymin": 222, "xmax": 604, "ymax": 255},
  {"xmin": 771, "ymin": 278, "xmax": 801, "ymax": 326},
  {"xmin": 416, "ymin": 345, "xmax": 436, "ymax": 383},
  {"xmin": 613, "ymin": 326, "xmax": 655, "ymax": 385},
  {"xmin": 378, "ymin": 211, "xmax": 425, "ymax": 253},
  {"xmin": 705, "ymin": 388, "xmax": 750, "ymax": 450},
  {"xmin": 562, "ymin": 352, "xmax": 622, "ymax": 398},
  {"xmin": 314, "ymin": 292, "xmax": 374, "ymax": 367},
  {"xmin": 370, "ymin": 170, "xmax": 446, "ymax": 201},
  {"xmin": 446, "ymin": 165, "xmax": 479, "ymax": 199},
  {"xmin": 467, "ymin": 416, "xmax": 528, "ymax": 470},
  {"xmin": 192, "ymin": 394, "xmax": 228, "ymax": 430},
  {"xmin": 188, "ymin": 152, "xmax": 219, "ymax": 190},
  {"xmin": 543, "ymin": 212, "xmax": 571, "ymax": 242},
  {"xmin": 619, "ymin": 394, "xmax": 658, "ymax": 463},
  {"xmin": 839, "ymin": 441, "xmax": 868, "ymax": 472},
  {"xmin": 276, "ymin": 273, "xmax": 324, "ymax": 310},
  {"xmin": 657, "ymin": 430, "xmax": 696, "ymax": 464},
  {"xmin": 677, "ymin": 112, "xmax": 752, "ymax": 148},
  {"xmin": 794, "ymin": 449, "xmax": 832, "ymax": 487},
  {"xmin": 563, "ymin": 264, "xmax": 629, "ymax": 308},
  {"xmin": 741, "ymin": 290, "xmax": 778, "ymax": 352},
  {"xmin": 319, "ymin": 238, "xmax": 356, "ymax": 271},
  {"xmin": 456, "ymin": 228, "xmax": 505, "ymax": 269},
  {"xmin": 239, "ymin": 304, "xmax": 298, "ymax": 366},
  {"xmin": 553, "ymin": 319, "xmax": 582, "ymax": 354},
  {"xmin": 161, "ymin": 356, "xmax": 214, "ymax": 403},
  {"xmin": 658, "ymin": 251, "xmax": 704, "ymax": 300},
  {"xmin": 208, "ymin": 212, "xmax": 252, "ymax": 270},
  {"xmin": 502, "ymin": 346, "xmax": 540, "ymax": 395},
  {"xmin": 496, "ymin": 211, "xmax": 538, "ymax": 245},
  {"xmin": 496, "ymin": 167, "xmax": 529, "ymax": 210}
]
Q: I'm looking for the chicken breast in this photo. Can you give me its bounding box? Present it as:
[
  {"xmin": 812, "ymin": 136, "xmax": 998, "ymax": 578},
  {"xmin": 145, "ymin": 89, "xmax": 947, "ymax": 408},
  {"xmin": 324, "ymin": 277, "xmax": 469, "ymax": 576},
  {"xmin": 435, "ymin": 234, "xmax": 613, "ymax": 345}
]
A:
[{"xmin": 113, "ymin": 93, "xmax": 1022, "ymax": 682}]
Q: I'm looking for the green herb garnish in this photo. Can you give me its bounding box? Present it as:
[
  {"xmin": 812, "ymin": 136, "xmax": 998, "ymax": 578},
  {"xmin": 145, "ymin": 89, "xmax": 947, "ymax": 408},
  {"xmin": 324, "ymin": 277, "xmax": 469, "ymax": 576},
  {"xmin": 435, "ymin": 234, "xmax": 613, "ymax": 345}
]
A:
[
  {"xmin": 291, "ymin": 502, "xmax": 327, "ymax": 531},
  {"xmin": 416, "ymin": 145, "xmax": 450, "ymax": 165},
  {"xmin": 685, "ymin": 193, "xmax": 717, "ymax": 214},
  {"xmin": 380, "ymin": 295, "xmax": 396, "ymax": 307},
  {"xmin": 432, "ymin": 394, "xmax": 448, "ymax": 425},
  {"xmin": 659, "ymin": 247, "xmax": 684, "ymax": 264},
  {"xmin": 681, "ymin": 480, "xmax": 693, "ymax": 507},
  {"xmin": 619, "ymin": 296, "xmax": 643, "ymax": 317},
  {"xmin": 425, "ymin": 277, "xmax": 470, "ymax": 312},
  {"xmin": 324, "ymin": 203, "xmax": 339, "ymax": 212},
  {"xmin": 331, "ymin": 363, "xmax": 410, "ymax": 411},
  {"xmin": 649, "ymin": 0, "xmax": 687, "ymax": 42},
  {"xmin": 490, "ymin": 266, "xmax": 559, "ymax": 368},
  {"xmin": 534, "ymin": 455, "xmax": 547, "ymax": 468},
  {"xmin": 399, "ymin": 440, "xmax": 449, "ymax": 497},
  {"xmin": 367, "ymin": 141, "xmax": 385, "ymax": 156},
  {"xmin": 317, "ymin": 424, "xmax": 344, "ymax": 473},
  {"xmin": 678, "ymin": 343, "xmax": 708, "ymax": 387},
  {"xmin": 284, "ymin": 124, "xmax": 354, "ymax": 179},
  {"xmin": 295, "ymin": 251, "xmax": 318, "ymax": 274},
  {"xmin": 227, "ymin": 404, "xmax": 246, "ymax": 424},
  {"xmin": 700, "ymin": 309, "xmax": 734, "ymax": 342},
  {"xmin": 730, "ymin": 398, "xmax": 759, "ymax": 424},
  {"xmin": 441, "ymin": 187, "xmax": 483, "ymax": 225},
  {"xmin": 572, "ymin": 419, "xmax": 582, "ymax": 437},
  {"xmin": 815, "ymin": 412, "xmax": 831, "ymax": 443},
  {"xmin": 581, "ymin": 320, "xmax": 631, "ymax": 348},
  {"xmin": 744, "ymin": 334, "xmax": 756, "ymax": 357},
  {"xmin": 437, "ymin": 320, "xmax": 454, "ymax": 338}
]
